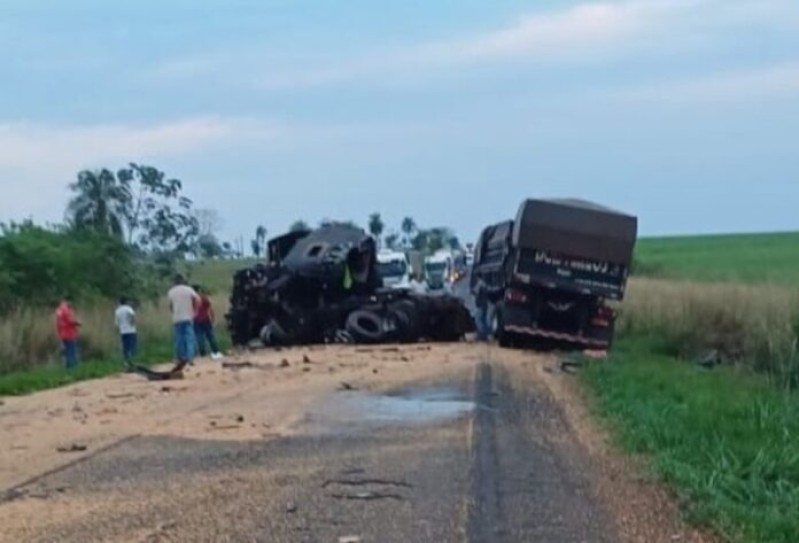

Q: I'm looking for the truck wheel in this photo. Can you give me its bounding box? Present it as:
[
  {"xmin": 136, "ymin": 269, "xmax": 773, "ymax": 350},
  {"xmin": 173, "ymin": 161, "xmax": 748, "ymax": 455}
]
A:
[{"xmin": 346, "ymin": 310, "xmax": 386, "ymax": 343}]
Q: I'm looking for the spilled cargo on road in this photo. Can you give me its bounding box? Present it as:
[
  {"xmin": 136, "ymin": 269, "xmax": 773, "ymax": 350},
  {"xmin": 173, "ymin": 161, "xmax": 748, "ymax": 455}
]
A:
[{"xmin": 226, "ymin": 224, "xmax": 475, "ymax": 348}]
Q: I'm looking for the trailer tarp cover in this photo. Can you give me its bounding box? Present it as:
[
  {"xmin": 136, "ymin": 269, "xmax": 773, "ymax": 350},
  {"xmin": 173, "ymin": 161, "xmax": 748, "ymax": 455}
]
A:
[{"xmin": 512, "ymin": 198, "xmax": 638, "ymax": 264}]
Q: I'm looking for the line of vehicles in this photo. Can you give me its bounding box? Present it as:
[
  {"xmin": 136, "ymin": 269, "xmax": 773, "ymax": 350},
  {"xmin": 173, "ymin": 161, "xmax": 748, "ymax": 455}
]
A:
[{"xmin": 375, "ymin": 246, "xmax": 473, "ymax": 293}]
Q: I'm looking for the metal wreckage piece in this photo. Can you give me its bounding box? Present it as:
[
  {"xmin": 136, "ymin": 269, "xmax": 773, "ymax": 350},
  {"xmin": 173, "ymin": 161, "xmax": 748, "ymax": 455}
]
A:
[{"xmin": 226, "ymin": 225, "xmax": 475, "ymax": 348}]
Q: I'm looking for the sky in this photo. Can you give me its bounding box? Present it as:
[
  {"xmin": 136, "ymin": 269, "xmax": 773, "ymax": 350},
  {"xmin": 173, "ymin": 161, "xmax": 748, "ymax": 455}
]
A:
[{"xmin": 1, "ymin": 0, "xmax": 798, "ymax": 246}]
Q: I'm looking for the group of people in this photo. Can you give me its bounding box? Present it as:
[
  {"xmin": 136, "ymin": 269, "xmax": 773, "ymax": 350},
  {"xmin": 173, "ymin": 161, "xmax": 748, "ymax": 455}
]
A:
[{"xmin": 54, "ymin": 274, "xmax": 223, "ymax": 370}]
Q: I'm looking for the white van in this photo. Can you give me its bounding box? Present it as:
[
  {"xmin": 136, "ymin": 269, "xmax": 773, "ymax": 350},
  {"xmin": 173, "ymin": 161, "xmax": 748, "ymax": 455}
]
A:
[{"xmin": 376, "ymin": 249, "xmax": 411, "ymax": 289}]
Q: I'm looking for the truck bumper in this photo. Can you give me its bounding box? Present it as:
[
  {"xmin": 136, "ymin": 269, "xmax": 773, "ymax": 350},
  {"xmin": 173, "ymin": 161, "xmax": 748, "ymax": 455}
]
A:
[{"xmin": 500, "ymin": 305, "xmax": 612, "ymax": 348}]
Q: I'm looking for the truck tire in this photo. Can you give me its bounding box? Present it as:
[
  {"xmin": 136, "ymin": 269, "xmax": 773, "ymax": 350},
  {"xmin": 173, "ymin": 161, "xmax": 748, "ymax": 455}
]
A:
[{"xmin": 346, "ymin": 309, "xmax": 386, "ymax": 343}]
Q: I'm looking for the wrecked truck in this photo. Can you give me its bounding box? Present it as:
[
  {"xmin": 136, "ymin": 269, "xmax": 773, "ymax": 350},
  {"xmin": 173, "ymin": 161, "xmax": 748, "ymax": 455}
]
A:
[
  {"xmin": 227, "ymin": 224, "xmax": 474, "ymax": 348},
  {"xmin": 471, "ymin": 198, "xmax": 638, "ymax": 350}
]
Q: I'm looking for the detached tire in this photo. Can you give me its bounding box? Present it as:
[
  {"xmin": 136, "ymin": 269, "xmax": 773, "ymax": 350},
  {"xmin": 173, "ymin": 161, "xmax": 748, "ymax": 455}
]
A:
[{"xmin": 346, "ymin": 310, "xmax": 386, "ymax": 343}]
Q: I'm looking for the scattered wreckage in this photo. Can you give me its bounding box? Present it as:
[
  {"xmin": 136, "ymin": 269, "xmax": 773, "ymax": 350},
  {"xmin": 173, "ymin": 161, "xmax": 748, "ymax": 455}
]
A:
[{"xmin": 226, "ymin": 225, "xmax": 475, "ymax": 348}]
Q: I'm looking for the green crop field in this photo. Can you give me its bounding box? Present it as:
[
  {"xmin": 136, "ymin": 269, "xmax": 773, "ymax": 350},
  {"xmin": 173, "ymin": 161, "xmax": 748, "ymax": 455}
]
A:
[{"xmin": 634, "ymin": 231, "xmax": 799, "ymax": 285}]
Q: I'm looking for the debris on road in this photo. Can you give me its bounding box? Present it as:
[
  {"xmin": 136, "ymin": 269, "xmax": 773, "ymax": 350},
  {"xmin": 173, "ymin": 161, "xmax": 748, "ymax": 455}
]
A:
[
  {"xmin": 56, "ymin": 444, "xmax": 88, "ymax": 453},
  {"xmin": 286, "ymin": 502, "xmax": 298, "ymax": 514},
  {"xmin": 303, "ymin": 355, "xmax": 312, "ymax": 364},
  {"xmin": 339, "ymin": 382, "xmax": 357, "ymax": 391},
  {"xmin": 221, "ymin": 360, "xmax": 256, "ymax": 370},
  {"xmin": 280, "ymin": 359, "xmax": 291, "ymax": 368},
  {"xmin": 338, "ymin": 537, "xmax": 362, "ymax": 543},
  {"xmin": 105, "ymin": 392, "xmax": 136, "ymax": 400},
  {"xmin": 226, "ymin": 224, "xmax": 474, "ymax": 349},
  {"xmin": 132, "ymin": 362, "xmax": 187, "ymax": 381}
]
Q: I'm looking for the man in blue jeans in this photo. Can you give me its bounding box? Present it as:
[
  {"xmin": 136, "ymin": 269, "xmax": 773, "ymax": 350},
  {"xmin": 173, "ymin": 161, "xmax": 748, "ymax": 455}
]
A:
[
  {"xmin": 115, "ymin": 296, "xmax": 138, "ymax": 370},
  {"xmin": 168, "ymin": 275, "xmax": 200, "ymax": 366}
]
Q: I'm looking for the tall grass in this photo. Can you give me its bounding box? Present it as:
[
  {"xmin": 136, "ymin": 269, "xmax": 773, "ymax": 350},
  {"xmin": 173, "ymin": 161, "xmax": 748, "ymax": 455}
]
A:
[
  {"xmin": 619, "ymin": 278, "xmax": 799, "ymax": 388},
  {"xmin": 0, "ymin": 296, "xmax": 229, "ymax": 374}
]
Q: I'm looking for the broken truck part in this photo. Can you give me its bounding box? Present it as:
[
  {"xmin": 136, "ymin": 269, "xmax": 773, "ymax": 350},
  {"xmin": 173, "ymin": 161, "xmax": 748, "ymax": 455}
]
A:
[
  {"xmin": 227, "ymin": 224, "xmax": 474, "ymax": 348},
  {"xmin": 471, "ymin": 198, "xmax": 638, "ymax": 350}
]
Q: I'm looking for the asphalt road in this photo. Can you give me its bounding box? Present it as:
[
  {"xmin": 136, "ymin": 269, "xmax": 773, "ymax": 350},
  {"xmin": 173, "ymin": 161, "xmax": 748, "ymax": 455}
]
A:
[{"xmin": 0, "ymin": 347, "xmax": 619, "ymax": 543}]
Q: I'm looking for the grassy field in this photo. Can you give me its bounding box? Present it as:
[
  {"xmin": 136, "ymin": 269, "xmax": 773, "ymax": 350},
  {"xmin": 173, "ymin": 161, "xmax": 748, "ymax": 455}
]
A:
[
  {"xmin": 582, "ymin": 340, "xmax": 799, "ymax": 542},
  {"xmin": 0, "ymin": 257, "xmax": 249, "ymax": 392},
  {"xmin": 635, "ymin": 231, "xmax": 799, "ymax": 285}
]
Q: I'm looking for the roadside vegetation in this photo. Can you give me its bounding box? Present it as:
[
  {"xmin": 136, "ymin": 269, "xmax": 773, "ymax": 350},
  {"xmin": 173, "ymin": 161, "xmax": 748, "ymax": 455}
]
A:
[
  {"xmin": 583, "ymin": 231, "xmax": 799, "ymax": 542},
  {"xmin": 583, "ymin": 340, "xmax": 799, "ymax": 542}
]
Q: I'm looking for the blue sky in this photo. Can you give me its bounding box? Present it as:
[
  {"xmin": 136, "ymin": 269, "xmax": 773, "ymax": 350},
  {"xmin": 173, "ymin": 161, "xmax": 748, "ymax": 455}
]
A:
[{"xmin": 1, "ymin": 0, "xmax": 798, "ymax": 245}]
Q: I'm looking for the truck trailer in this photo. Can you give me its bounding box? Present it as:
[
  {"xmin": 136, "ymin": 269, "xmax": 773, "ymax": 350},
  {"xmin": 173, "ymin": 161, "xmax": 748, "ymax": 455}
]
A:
[{"xmin": 471, "ymin": 198, "xmax": 638, "ymax": 350}]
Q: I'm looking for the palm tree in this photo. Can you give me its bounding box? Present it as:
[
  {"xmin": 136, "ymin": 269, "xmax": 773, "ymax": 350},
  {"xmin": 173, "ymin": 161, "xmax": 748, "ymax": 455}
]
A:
[
  {"xmin": 401, "ymin": 216, "xmax": 416, "ymax": 248},
  {"xmin": 368, "ymin": 213, "xmax": 385, "ymax": 245},
  {"xmin": 67, "ymin": 169, "xmax": 130, "ymax": 238}
]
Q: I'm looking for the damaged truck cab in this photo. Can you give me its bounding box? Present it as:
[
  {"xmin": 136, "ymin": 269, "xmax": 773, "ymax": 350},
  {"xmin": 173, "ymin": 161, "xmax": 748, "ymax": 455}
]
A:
[{"xmin": 471, "ymin": 198, "xmax": 638, "ymax": 350}]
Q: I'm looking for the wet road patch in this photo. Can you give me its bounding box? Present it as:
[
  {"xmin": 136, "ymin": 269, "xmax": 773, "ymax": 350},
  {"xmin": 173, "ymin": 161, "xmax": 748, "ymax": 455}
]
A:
[{"xmin": 299, "ymin": 385, "xmax": 475, "ymax": 433}]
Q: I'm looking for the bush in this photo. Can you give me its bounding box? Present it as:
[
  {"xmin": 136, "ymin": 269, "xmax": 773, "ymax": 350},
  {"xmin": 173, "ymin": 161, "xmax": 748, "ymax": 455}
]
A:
[{"xmin": 0, "ymin": 223, "xmax": 146, "ymax": 312}]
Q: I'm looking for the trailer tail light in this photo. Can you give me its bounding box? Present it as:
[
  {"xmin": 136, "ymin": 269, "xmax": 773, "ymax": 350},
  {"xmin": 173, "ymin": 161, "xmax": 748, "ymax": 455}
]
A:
[
  {"xmin": 505, "ymin": 289, "xmax": 528, "ymax": 304},
  {"xmin": 591, "ymin": 306, "xmax": 615, "ymax": 327}
]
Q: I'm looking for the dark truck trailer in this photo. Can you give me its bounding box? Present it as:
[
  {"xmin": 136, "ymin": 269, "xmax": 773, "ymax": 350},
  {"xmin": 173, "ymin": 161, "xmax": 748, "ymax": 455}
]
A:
[{"xmin": 472, "ymin": 198, "xmax": 637, "ymax": 350}]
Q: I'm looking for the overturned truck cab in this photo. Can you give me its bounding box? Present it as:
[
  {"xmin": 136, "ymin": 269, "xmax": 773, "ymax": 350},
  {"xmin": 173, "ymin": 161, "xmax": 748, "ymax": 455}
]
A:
[
  {"xmin": 227, "ymin": 224, "xmax": 474, "ymax": 348},
  {"xmin": 471, "ymin": 198, "xmax": 638, "ymax": 350}
]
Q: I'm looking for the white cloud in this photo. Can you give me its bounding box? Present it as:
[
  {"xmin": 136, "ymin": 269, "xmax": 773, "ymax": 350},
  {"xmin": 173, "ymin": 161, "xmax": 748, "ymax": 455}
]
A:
[
  {"xmin": 612, "ymin": 62, "xmax": 799, "ymax": 103},
  {"xmin": 256, "ymin": 0, "xmax": 799, "ymax": 90},
  {"xmin": 0, "ymin": 117, "xmax": 260, "ymax": 171},
  {"xmin": 0, "ymin": 117, "xmax": 273, "ymax": 223}
]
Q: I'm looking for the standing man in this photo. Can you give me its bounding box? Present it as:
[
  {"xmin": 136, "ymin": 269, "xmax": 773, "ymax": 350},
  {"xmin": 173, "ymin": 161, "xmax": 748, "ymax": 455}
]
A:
[
  {"xmin": 55, "ymin": 295, "xmax": 80, "ymax": 370},
  {"xmin": 472, "ymin": 276, "xmax": 490, "ymax": 342},
  {"xmin": 193, "ymin": 285, "xmax": 223, "ymax": 360},
  {"xmin": 115, "ymin": 297, "xmax": 138, "ymax": 370},
  {"xmin": 168, "ymin": 275, "xmax": 200, "ymax": 367}
]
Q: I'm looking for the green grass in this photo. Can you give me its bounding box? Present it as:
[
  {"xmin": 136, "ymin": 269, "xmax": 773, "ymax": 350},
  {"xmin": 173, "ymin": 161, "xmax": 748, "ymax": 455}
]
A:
[
  {"xmin": 0, "ymin": 333, "xmax": 233, "ymax": 396},
  {"xmin": 184, "ymin": 258, "xmax": 256, "ymax": 295},
  {"xmin": 582, "ymin": 339, "xmax": 799, "ymax": 542},
  {"xmin": 0, "ymin": 343, "xmax": 173, "ymax": 396},
  {"xmin": 635, "ymin": 231, "xmax": 799, "ymax": 285}
]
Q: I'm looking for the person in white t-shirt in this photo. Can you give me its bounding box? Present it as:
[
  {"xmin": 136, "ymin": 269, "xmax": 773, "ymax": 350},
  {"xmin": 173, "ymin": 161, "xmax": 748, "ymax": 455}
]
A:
[
  {"xmin": 168, "ymin": 274, "xmax": 200, "ymax": 366},
  {"xmin": 115, "ymin": 297, "xmax": 137, "ymax": 369}
]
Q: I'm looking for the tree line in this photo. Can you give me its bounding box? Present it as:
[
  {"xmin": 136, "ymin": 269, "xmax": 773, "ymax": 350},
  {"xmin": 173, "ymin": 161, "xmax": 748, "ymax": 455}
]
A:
[
  {"xmin": 0, "ymin": 164, "xmax": 212, "ymax": 313},
  {"xmin": 250, "ymin": 214, "xmax": 461, "ymax": 258}
]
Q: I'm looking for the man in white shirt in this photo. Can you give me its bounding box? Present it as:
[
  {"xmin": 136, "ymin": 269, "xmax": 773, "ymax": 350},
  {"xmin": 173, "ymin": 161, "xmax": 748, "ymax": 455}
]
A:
[
  {"xmin": 168, "ymin": 275, "xmax": 200, "ymax": 366},
  {"xmin": 115, "ymin": 297, "xmax": 137, "ymax": 369}
]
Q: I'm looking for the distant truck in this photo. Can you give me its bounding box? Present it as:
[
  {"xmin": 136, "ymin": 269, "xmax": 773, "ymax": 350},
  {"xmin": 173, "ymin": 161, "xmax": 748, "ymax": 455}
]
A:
[
  {"xmin": 471, "ymin": 198, "xmax": 638, "ymax": 350},
  {"xmin": 424, "ymin": 250, "xmax": 453, "ymax": 291},
  {"xmin": 376, "ymin": 249, "xmax": 411, "ymax": 289}
]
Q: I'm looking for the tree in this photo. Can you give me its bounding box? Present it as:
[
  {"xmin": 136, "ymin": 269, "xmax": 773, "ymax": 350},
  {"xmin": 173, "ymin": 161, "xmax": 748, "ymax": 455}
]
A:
[
  {"xmin": 66, "ymin": 169, "xmax": 129, "ymax": 238},
  {"xmin": 251, "ymin": 224, "xmax": 267, "ymax": 257},
  {"xmin": 368, "ymin": 213, "xmax": 385, "ymax": 244},
  {"xmin": 401, "ymin": 216, "xmax": 416, "ymax": 248},
  {"xmin": 290, "ymin": 220, "xmax": 310, "ymax": 232},
  {"xmin": 116, "ymin": 163, "xmax": 199, "ymax": 254}
]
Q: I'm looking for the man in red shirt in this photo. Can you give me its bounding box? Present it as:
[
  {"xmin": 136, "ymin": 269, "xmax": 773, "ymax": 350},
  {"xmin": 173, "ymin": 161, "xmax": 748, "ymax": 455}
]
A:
[
  {"xmin": 193, "ymin": 285, "xmax": 222, "ymax": 360},
  {"xmin": 55, "ymin": 296, "xmax": 81, "ymax": 369}
]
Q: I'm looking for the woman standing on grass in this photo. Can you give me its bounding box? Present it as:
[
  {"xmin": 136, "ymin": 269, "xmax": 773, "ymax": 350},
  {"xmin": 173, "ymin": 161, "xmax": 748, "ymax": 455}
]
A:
[{"xmin": 55, "ymin": 295, "xmax": 80, "ymax": 370}]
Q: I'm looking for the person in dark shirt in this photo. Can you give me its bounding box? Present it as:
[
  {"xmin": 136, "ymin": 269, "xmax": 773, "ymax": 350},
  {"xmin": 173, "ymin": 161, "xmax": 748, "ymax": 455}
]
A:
[
  {"xmin": 193, "ymin": 285, "xmax": 223, "ymax": 360},
  {"xmin": 472, "ymin": 276, "xmax": 491, "ymax": 341}
]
